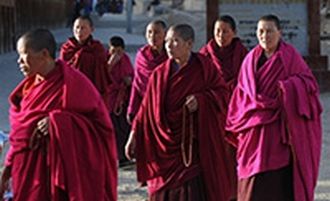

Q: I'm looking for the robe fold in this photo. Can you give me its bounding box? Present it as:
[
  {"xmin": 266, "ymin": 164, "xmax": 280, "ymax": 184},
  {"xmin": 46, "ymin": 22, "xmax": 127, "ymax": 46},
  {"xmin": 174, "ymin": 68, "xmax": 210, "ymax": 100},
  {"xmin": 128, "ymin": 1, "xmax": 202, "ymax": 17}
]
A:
[
  {"xmin": 132, "ymin": 53, "xmax": 233, "ymax": 201},
  {"xmin": 59, "ymin": 36, "xmax": 111, "ymax": 109},
  {"xmin": 199, "ymin": 38, "xmax": 248, "ymax": 92},
  {"xmin": 107, "ymin": 53, "xmax": 134, "ymax": 113},
  {"xmin": 107, "ymin": 52, "xmax": 134, "ymax": 161},
  {"xmin": 127, "ymin": 45, "xmax": 167, "ymax": 118},
  {"xmin": 226, "ymin": 41, "xmax": 322, "ymax": 201},
  {"xmin": 6, "ymin": 60, "xmax": 117, "ymax": 201},
  {"xmin": 200, "ymin": 38, "xmax": 248, "ymax": 199}
]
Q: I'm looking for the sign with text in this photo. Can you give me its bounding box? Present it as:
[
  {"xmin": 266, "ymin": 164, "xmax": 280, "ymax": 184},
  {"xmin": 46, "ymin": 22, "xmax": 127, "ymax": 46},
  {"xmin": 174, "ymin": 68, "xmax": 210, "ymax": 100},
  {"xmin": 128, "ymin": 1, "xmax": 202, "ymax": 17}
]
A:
[{"xmin": 220, "ymin": 2, "xmax": 308, "ymax": 55}]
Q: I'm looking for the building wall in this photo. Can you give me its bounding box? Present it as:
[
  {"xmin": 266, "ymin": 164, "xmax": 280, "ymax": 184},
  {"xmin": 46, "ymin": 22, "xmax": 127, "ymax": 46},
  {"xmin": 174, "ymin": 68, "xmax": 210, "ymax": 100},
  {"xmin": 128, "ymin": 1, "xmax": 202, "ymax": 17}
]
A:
[
  {"xmin": 0, "ymin": 1, "xmax": 15, "ymax": 53},
  {"xmin": 0, "ymin": 0, "xmax": 72, "ymax": 54},
  {"xmin": 0, "ymin": 0, "xmax": 14, "ymax": 7},
  {"xmin": 220, "ymin": 2, "xmax": 308, "ymax": 55},
  {"xmin": 183, "ymin": 0, "xmax": 308, "ymax": 55}
]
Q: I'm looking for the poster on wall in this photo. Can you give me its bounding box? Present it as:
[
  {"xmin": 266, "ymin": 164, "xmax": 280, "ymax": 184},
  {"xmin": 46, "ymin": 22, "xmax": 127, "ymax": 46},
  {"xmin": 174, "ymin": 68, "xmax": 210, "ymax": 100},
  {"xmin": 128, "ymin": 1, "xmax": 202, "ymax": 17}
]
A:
[{"xmin": 220, "ymin": 0, "xmax": 308, "ymax": 55}]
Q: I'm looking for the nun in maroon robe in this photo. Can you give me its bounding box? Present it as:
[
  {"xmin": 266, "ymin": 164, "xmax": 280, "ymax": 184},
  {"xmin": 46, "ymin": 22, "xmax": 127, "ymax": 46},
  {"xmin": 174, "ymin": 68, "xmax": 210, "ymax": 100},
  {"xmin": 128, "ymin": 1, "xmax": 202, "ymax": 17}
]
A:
[
  {"xmin": 107, "ymin": 36, "xmax": 134, "ymax": 165},
  {"xmin": 127, "ymin": 20, "xmax": 168, "ymax": 123},
  {"xmin": 226, "ymin": 15, "xmax": 322, "ymax": 201},
  {"xmin": 59, "ymin": 15, "xmax": 110, "ymax": 109},
  {"xmin": 199, "ymin": 15, "xmax": 248, "ymax": 93},
  {"xmin": 199, "ymin": 15, "xmax": 248, "ymax": 200},
  {"xmin": 126, "ymin": 24, "xmax": 233, "ymax": 201},
  {"xmin": 0, "ymin": 29, "xmax": 117, "ymax": 201}
]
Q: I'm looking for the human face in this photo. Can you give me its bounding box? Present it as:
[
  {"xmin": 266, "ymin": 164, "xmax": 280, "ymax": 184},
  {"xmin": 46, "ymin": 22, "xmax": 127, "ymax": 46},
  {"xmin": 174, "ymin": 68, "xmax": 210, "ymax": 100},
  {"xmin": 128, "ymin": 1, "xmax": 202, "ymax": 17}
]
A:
[
  {"xmin": 214, "ymin": 20, "xmax": 236, "ymax": 47},
  {"xmin": 165, "ymin": 29, "xmax": 192, "ymax": 63},
  {"xmin": 109, "ymin": 46, "xmax": 123, "ymax": 55},
  {"xmin": 256, "ymin": 20, "xmax": 281, "ymax": 55},
  {"xmin": 73, "ymin": 19, "xmax": 93, "ymax": 44},
  {"xmin": 145, "ymin": 23, "xmax": 166, "ymax": 50},
  {"xmin": 16, "ymin": 38, "xmax": 45, "ymax": 77}
]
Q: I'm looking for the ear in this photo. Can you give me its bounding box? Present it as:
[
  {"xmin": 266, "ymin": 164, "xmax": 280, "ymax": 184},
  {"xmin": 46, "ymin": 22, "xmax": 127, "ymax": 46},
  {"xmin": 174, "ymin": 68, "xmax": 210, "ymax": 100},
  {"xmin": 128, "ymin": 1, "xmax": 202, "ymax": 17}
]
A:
[
  {"xmin": 279, "ymin": 29, "xmax": 283, "ymax": 36},
  {"xmin": 187, "ymin": 39, "xmax": 194, "ymax": 49},
  {"xmin": 40, "ymin": 48, "xmax": 50, "ymax": 58}
]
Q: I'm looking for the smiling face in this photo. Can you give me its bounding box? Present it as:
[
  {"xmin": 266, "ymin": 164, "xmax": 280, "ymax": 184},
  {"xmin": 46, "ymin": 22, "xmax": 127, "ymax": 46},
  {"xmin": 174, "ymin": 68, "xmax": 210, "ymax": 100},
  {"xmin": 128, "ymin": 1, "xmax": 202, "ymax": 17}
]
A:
[
  {"xmin": 256, "ymin": 20, "xmax": 281, "ymax": 55},
  {"xmin": 213, "ymin": 20, "xmax": 236, "ymax": 47},
  {"xmin": 73, "ymin": 18, "xmax": 93, "ymax": 44},
  {"xmin": 165, "ymin": 29, "xmax": 192, "ymax": 62},
  {"xmin": 16, "ymin": 38, "xmax": 45, "ymax": 77},
  {"xmin": 145, "ymin": 23, "xmax": 166, "ymax": 50}
]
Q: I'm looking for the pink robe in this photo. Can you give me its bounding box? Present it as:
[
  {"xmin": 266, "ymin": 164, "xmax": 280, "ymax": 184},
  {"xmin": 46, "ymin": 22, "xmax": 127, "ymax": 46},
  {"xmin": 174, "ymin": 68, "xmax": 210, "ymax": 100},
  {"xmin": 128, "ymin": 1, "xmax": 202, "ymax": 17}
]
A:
[
  {"xmin": 6, "ymin": 60, "xmax": 117, "ymax": 201},
  {"xmin": 199, "ymin": 38, "xmax": 248, "ymax": 93},
  {"xmin": 226, "ymin": 41, "xmax": 322, "ymax": 201},
  {"xmin": 59, "ymin": 36, "xmax": 111, "ymax": 109},
  {"xmin": 107, "ymin": 53, "xmax": 134, "ymax": 113},
  {"xmin": 127, "ymin": 44, "xmax": 167, "ymax": 117},
  {"xmin": 132, "ymin": 53, "xmax": 233, "ymax": 201}
]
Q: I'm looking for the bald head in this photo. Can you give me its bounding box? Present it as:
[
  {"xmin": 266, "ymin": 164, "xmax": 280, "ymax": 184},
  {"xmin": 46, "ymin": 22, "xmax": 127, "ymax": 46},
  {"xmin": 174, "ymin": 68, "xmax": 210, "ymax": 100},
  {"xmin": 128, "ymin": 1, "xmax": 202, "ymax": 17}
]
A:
[
  {"xmin": 168, "ymin": 24, "xmax": 195, "ymax": 42},
  {"xmin": 148, "ymin": 20, "xmax": 167, "ymax": 30},
  {"xmin": 18, "ymin": 29, "xmax": 56, "ymax": 59}
]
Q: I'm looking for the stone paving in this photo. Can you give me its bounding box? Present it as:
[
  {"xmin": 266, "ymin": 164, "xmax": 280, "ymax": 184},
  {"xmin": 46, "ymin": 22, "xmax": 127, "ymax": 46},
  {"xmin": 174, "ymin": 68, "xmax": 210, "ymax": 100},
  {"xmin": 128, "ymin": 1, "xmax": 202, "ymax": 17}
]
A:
[{"xmin": 0, "ymin": 10, "xmax": 329, "ymax": 201}]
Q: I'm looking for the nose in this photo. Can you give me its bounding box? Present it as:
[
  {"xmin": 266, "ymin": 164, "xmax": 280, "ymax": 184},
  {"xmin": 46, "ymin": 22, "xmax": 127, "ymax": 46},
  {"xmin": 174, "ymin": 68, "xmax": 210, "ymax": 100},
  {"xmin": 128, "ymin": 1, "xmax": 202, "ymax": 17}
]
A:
[
  {"xmin": 149, "ymin": 31, "xmax": 156, "ymax": 39},
  {"xmin": 166, "ymin": 40, "xmax": 173, "ymax": 49},
  {"xmin": 17, "ymin": 56, "xmax": 22, "ymax": 64},
  {"xmin": 76, "ymin": 27, "xmax": 82, "ymax": 33}
]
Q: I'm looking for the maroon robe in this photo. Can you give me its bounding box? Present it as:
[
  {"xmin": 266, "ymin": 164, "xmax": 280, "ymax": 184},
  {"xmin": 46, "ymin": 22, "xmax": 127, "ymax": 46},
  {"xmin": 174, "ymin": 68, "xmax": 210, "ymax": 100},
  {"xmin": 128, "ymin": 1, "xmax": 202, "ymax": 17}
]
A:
[
  {"xmin": 59, "ymin": 36, "xmax": 111, "ymax": 109},
  {"xmin": 132, "ymin": 53, "xmax": 233, "ymax": 201},
  {"xmin": 199, "ymin": 38, "xmax": 248, "ymax": 93},
  {"xmin": 107, "ymin": 52, "xmax": 134, "ymax": 162},
  {"xmin": 127, "ymin": 44, "xmax": 167, "ymax": 118},
  {"xmin": 107, "ymin": 52, "xmax": 134, "ymax": 113},
  {"xmin": 5, "ymin": 60, "xmax": 117, "ymax": 201},
  {"xmin": 200, "ymin": 38, "xmax": 247, "ymax": 200}
]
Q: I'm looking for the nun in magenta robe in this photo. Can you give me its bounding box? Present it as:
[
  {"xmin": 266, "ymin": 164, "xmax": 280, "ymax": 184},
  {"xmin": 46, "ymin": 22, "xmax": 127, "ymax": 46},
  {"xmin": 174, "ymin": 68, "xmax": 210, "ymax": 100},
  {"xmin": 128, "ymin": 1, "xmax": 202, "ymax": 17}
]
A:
[
  {"xmin": 127, "ymin": 20, "xmax": 168, "ymax": 122},
  {"xmin": 226, "ymin": 40, "xmax": 322, "ymax": 201},
  {"xmin": 126, "ymin": 24, "xmax": 233, "ymax": 201},
  {"xmin": 4, "ymin": 60, "xmax": 117, "ymax": 201},
  {"xmin": 127, "ymin": 44, "xmax": 167, "ymax": 121}
]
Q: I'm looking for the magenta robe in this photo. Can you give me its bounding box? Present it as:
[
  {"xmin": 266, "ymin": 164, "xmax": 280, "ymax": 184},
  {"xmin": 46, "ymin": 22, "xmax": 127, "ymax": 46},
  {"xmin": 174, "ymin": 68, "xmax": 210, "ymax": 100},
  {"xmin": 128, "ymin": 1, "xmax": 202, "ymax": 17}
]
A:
[
  {"xmin": 199, "ymin": 38, "xmax": 248, "ymax": 92},
  {"xmin": 132, "ymin": 53, "xmax": 233, "ymax": 201},
  {"xmin": 107, "ymin": 53, "xmax": 134, "ymax": 113},
  {"xmin": 6, "ymin": 60, "xmax": 117, "ymax": 201},
  {"xmin": 59, "ymin": 36, "xmax": 111, "ymax": 109},
  {"xmin": 226, "ymin": 41, "xmax": 322, "ymax": 201},
  {"xmin": 127, "ymin": 45, "xmax": 167, "ymax": 118}
]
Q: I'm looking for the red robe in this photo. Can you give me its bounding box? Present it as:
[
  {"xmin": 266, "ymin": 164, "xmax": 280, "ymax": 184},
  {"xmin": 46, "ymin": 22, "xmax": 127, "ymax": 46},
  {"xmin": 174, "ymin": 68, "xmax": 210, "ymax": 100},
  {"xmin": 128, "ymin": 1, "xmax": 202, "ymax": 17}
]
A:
[
  {"xmin": 132, "ymin": 53, "xmax": 233, "ymax": 201},
  {"xmin": 226, "ymin": 42, "xmax": 322, "ymax": 201},
  {"xmin": 200, "ymin": 38, "xmax": 247, "ymax": 199},
  {"xmin": 107, "ymin": 52, "xmax": 134, "ymax": 113},
  {"xmin": 6, "ymin": 60, "xmax": 117, "ymax": 201},
  {"xmin": 127, "ymin": 44, "xmax": 167, "ymax": 118},
  {"xmin": 59, "ymin": 36, "xmax": 111, "ymax": 109},
  {"xmin": 199, "ymin": 38, "xmax": 248, "ymax": 93}
]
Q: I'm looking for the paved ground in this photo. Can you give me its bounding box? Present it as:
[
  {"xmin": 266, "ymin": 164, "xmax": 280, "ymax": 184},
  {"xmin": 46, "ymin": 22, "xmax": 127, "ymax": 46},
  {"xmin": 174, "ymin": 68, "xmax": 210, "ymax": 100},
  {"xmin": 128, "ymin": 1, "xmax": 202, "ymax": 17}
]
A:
[{"xmin": 0, "ymin": 11, "xmax": 330, "ymax": 201}]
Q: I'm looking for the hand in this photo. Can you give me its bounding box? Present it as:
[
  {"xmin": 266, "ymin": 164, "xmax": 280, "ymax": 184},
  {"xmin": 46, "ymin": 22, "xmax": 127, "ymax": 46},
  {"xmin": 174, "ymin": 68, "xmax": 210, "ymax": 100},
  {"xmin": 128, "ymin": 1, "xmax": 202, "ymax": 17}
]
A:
[
  {"xmin": 126, "ymin": 113, "xmax": 134, "ymax": 125},
  {"xmin": 37, "ymin": 117, "xmax": 49, "ymax": 136},
  {"xmin": 0, "ymin": 166, "xmax": 11, "ymax": 200},
  {"xmin": 185, "ymin": 95, "xmax": 198, "ymax": 113},
  {"xmin": 107, "ymin": 53, "xmax": 122, "ymax": 72},
  {"xmin": 29, "ymin": 117, "xmax": 50, "ymax": 150},
  {"xmin": 125, "ymin": 131, "xmax": 136, "ymax": 161}
]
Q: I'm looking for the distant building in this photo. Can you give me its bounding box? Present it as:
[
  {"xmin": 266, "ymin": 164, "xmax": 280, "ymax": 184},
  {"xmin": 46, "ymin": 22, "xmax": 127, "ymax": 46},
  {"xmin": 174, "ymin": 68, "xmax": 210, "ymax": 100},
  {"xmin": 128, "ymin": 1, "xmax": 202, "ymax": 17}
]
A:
[{"xmin": 0, "ymin": 0, "xmax": 72, "ymax": 54}]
